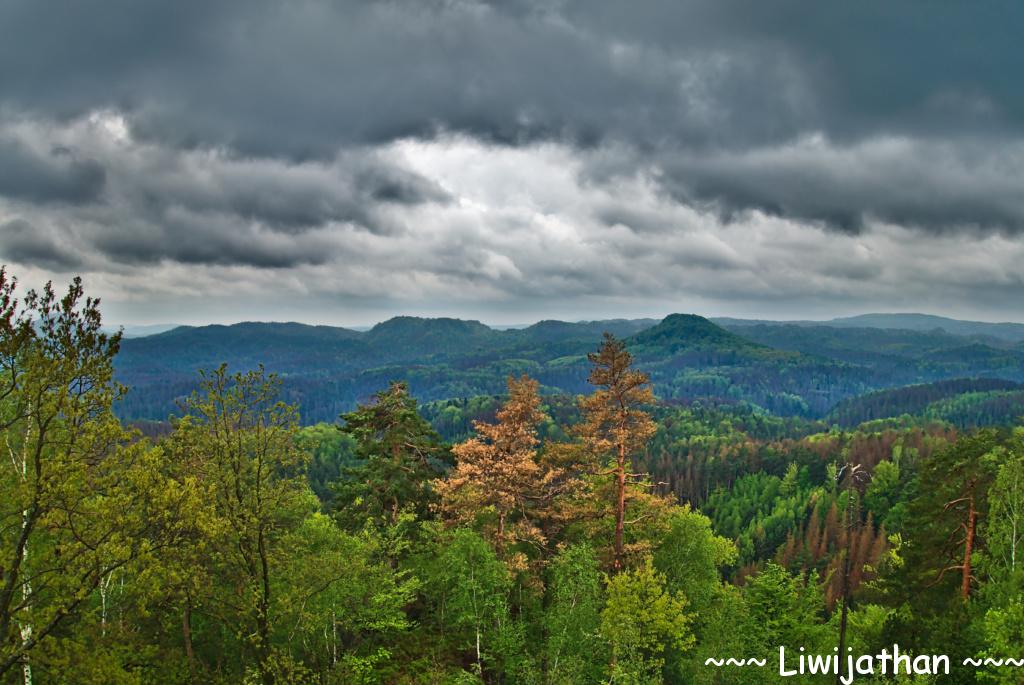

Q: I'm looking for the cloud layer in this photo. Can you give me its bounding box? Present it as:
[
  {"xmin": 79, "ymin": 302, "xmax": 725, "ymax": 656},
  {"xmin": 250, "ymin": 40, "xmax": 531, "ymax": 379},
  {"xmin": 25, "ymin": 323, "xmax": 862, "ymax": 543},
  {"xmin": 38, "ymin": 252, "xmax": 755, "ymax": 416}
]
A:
[{"xmin": 0, "ymin": 0, "xmax": 1021, "ymax": 323}]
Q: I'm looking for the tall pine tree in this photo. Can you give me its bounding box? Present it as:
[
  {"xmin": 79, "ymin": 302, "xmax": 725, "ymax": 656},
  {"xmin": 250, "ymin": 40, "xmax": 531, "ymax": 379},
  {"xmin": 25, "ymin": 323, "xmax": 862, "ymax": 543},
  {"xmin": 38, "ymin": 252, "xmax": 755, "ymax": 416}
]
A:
[{"xmin": 578, "ymin": 334, "xmax": 657, "ymax": 573}]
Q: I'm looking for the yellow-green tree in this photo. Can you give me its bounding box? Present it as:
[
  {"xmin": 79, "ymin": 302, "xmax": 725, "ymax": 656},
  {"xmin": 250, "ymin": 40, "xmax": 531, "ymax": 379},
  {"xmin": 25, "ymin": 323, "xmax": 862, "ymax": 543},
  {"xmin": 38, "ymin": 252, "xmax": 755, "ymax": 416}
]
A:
[
  {"xmin": 599, "ymin": 557, "xmax": 692, "ymax": 683},
  {"xmin": 169, "ymin": 365, "xmax": 315, "ymax": 685},
  {"xmin": 0, "ymin": 273, "xmax": 192, "ymax": 681}
]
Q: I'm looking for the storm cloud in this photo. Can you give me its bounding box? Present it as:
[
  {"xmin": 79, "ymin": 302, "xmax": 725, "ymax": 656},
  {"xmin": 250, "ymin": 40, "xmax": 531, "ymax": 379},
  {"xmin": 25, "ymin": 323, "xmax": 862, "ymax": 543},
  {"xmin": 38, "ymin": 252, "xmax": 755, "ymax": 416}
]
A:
[
  {"xmin": 0, "ymin": 135, "xmax": 105, "ymax": 204},
  {"xmin": 0, "ymin": 0, "xmax": 1021, "ymax": 323}
]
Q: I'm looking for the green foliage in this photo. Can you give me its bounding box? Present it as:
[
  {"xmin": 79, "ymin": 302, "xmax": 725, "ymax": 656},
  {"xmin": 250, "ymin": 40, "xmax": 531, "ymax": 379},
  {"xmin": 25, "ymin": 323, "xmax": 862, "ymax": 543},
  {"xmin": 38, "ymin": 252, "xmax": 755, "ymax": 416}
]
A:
[
  {"xmin": 333, "ymin": 382, "xmax": 449, "ymax": 531},
  {"xmin": 281, "ymin": 514, "xmax": 417, "ymax": 683},
  {"xmin": 864, "ymin": 459, "xmax": 905, "ymax": 529},
  {"xmin": 599, "ymin": 557, "xmax": 693, "ymax": 684},
  {"xmin": 296, "ymin": 422, "xmax": 357, "ymax": 506},
  {"xmin": 979, "ymin": 595, "xmax": 1024, "ymax": 684},
  {"xmin": 742, "ymin": 563, "xmax": 832, "ymax": 656},
  {"xmin": 544, "ymin": 544, "xmax": 603, "ymax": 684},
  {"xmin": 985, "ymin": 433, "xmax": 1024, "ymax": 579},
  {"xmin": 0, "ymin": 273, "xmax": 197, "ymax": 681},
  {"xmin": 424, "ymin": 528, "xmax": 519, "ymax": 680},
  {"xmin": 704, "ymin": 472, "xmax": 819, "ymax": 564},
  {"xmin": 653, "ymin": 507, "xmax": 736, "ymax": 612},
  {"xmin": 167, "ymin": 364, "xmax": 317, "ymax": 683}
]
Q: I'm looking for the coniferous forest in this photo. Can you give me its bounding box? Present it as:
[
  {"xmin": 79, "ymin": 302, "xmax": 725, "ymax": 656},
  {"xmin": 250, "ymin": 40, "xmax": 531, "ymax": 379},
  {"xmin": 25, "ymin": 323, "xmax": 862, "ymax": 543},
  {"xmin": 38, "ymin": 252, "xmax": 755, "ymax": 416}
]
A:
[{"xmin": 2, "ymin": 270, "xmax": 1022, "ymax": 684}]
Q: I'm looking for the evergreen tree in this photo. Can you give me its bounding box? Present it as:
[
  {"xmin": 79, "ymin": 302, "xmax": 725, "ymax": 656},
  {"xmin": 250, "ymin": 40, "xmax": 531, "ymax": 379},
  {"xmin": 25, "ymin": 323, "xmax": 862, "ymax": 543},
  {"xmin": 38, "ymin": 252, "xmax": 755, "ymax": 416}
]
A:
[
  {"xmin": 578, "ymin": 334, "xmax": 657, "ymax": 573},
  {"xmin": 333, "ymin": 382, "xmax": 448, "ymax": 530},
  {"xmin": 436, "ymin": 375, "xmax": 549, "ymax": 565}
]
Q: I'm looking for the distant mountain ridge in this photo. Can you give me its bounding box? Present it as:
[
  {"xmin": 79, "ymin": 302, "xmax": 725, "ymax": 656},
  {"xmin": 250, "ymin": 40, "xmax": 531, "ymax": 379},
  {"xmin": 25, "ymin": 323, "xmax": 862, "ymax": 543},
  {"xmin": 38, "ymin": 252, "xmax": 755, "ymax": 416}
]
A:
[
  {"xmin": 715, "ymin": 312, "xmax": 1024, "ymax": 342},
  {"xmin": 103, "ymin": 323, "xmax": 182, "ymax": 338},
  {"xmin": 114, "ymin": 313, "xmax": 1024, "ymax": 424},
  {"xmin": 120, "ymin": 312, "xmax": 1024, "ymax": 343}
]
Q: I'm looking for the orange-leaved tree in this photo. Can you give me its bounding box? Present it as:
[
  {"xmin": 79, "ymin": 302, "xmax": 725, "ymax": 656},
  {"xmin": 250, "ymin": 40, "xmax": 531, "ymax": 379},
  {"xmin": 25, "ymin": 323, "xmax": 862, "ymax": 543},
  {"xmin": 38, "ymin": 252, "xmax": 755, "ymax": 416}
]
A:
[{"xmin": 436, "ymin": 375, "xmax": 554, "ymax": 568}]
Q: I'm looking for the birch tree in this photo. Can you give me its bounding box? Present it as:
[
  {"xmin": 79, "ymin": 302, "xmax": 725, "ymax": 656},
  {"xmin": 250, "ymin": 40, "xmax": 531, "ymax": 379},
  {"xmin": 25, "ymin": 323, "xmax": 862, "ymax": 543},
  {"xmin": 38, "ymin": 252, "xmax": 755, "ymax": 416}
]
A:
[
  {"xmin": 987, "ymin": 437, "xmax": 1024, "ymax": 578},
  {"xmin": 0, "ymin": 273, "xmax": 189, "ymax": 681}
]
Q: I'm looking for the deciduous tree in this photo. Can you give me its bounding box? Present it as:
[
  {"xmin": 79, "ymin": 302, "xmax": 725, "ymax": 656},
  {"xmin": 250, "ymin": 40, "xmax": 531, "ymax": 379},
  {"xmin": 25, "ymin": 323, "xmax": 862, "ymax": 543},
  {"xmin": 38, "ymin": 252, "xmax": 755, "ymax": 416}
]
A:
[{"xmin": 0, "ymin": 273, "xmax": 191, "ymax": 682}]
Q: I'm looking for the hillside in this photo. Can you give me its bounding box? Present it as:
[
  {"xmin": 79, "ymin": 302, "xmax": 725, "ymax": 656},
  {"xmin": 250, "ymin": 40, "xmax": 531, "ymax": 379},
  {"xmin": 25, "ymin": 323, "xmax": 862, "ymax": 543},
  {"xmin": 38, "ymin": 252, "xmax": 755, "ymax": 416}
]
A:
[
  {"xmin": 827, "ymin": 377, "xmax": 1024, "ymax": 427},
  {"xmin": 628, "ymin": 313, "xmax": 765, "ymax": 353},
  {"xmin": 114, "ymin": 316, "xmax": 665, "ymax": 422},
  {"xmin": 625, "ymin": 315, "xmax": 868, "ymax": 415},
  {"xmin": 717, "ymin": 322, "xmax": 1024, "ymax": 383},
  {"xmin": 117, "ymin": 314, "xmax": 828, "ymax": 421},
  {"xmin": 362, "ymin": 316, "xmax": 501, "ymax": 360}
]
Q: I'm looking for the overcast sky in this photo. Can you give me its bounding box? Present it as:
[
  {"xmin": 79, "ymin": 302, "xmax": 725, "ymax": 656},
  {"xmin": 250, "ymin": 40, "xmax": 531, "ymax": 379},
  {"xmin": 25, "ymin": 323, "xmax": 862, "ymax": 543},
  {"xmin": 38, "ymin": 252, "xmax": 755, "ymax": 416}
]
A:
[{"xmin": 1, "ymin": 0, "xmax": 1022, "ymax": 327}]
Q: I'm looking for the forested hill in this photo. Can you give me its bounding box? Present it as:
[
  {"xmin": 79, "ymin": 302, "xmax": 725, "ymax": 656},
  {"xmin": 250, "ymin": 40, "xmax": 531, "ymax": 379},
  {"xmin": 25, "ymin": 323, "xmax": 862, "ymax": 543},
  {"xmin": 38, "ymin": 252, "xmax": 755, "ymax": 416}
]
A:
[
  {"xmin": 827, "ymin": 378, "xmax": 1024, "ymax": 428},
  {"xmin": 115, "ymin": 313, "xmax": 1024, "ymax": 424},
  {"xmin": 716, "ymin": 312, "xmax": 1024, "ymax": 343}
]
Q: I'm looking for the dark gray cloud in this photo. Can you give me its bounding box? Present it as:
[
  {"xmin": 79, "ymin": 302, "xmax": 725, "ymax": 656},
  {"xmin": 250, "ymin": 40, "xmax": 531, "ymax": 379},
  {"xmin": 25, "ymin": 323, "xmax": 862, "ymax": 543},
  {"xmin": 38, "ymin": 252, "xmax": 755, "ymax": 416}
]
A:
[
  {"xmin": 0, "ymin": 136, "xmax": 105, "ymax": 204},
  {"xmin": 117, "ymin": 146, "xmax": 451, "ymax": 235},
  {"xmin": 0, "ymin": 219, "xmax": 82, "ymax": 270},
  {"xmin": 654, "ymin": 137, "xmax": 1024, "ymax": 235},
  {"xmin": 2, "ymin": 0, "xmax": 1023, "ymax": 234},
  {"xmin": 556, "ymin": 1, "xmax": 1022, "ymax": 136},
  {"xmin": 0, "ymin": 116, "xmax": 451, "ymax": 269},
  {"xmin": 2, "ymin": 0, "xmax": 1019, "ymax": 151},
  {"xmin": 88, "ymin": 211, "xmax": 336, "ymax": 268}
]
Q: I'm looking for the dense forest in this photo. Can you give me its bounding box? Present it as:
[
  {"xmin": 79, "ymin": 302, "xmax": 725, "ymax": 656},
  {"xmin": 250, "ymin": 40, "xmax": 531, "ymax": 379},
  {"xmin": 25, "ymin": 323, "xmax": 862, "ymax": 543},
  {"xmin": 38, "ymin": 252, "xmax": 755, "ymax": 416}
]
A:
[{"xmin": 2, "ymin": 271, "xmax": 1023, "ymax": 684}]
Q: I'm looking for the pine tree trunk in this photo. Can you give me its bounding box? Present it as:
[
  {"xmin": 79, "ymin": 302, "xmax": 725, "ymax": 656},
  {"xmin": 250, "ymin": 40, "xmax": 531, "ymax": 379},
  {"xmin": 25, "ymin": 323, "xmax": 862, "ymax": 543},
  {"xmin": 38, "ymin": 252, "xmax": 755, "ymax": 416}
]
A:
[
  {"xmin": 613, "ymin": 444, "xmax": 626, "ymax": 573},
  {"xmin": 836, "ymin": 493, "xmax": 855, "ymax": 685},
  {"xmin": 961, "ymin": 497, "xmax": 976, "ymax": 601}
]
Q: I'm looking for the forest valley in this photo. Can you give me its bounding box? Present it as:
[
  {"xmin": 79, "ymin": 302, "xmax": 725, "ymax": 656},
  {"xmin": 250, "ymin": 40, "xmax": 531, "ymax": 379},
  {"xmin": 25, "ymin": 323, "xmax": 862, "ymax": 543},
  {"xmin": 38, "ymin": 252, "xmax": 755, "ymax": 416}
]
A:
[{"xmin": 1, "ymin": 270, "xmax": 1022, "ymax": 685}]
